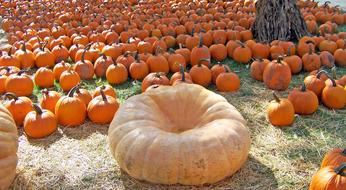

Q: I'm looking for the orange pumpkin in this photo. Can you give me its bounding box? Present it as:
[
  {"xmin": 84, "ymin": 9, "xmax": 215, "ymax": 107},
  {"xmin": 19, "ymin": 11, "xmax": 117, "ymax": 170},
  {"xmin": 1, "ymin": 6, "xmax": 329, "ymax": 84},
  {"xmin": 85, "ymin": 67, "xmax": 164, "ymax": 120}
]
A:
[
  {"xmin": 40, "ymin": 89, "xmax": 61, "ymax": 114},
  {"xmin": 288, "ymin": 83, "xmax": 318, "ymax": 115},
  {"xmin": 189, "ymin": 59, "xmax": 212, "ymax": 87},
  {"xmin": 216, "ymin": 66, "xmax": 240, "ymax": 92},
  {"xmin": 267, "ymin": 93, "xmax": 295, "ymax": 127},
  {"xmin": 263, "ymin": 56, "xmax": 291, "ymax": 91},
  {"xmin": 321, "ymin": 148, "xmax": 346, "ymax": 168},
  {"xmin": 233, "ymin": 41, "xmax": 252, "ymax": 64},
  {"xmin": 34, "ymin": 67, "xmax": 55, "ymax": 88},
  {"xmin": 2, "ymin": 93, "xmax": 34, "ymax": 126},
  {"xmin": 141, "ymin": 72, "xmax": 170, "ymax": 92},
  {"xmin": 5, "ymin": 70, "xmax": 34, "ymax": 96},
  {"xmin": 190, "ymin": 35, "xmax": 211, "ymax": 67}
]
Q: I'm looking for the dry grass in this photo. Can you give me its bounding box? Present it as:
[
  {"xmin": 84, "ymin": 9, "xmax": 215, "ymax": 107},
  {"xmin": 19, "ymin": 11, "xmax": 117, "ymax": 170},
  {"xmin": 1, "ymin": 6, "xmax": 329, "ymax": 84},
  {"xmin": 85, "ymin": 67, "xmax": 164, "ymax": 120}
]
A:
[{"xmin": 3, "ymin": 23, "xmax": 346, "ymax": 190}]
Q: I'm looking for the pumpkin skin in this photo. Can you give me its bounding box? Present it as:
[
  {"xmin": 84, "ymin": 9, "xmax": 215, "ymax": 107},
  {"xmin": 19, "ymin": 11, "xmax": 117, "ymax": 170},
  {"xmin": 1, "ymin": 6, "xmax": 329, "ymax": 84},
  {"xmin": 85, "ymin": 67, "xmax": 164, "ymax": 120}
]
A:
[
  {"xmin": 5, "ymin": 70, "xmax": 34, "ymax": 96},
  {"xmin": 321, "ymin": 78, "xmax": 346, "ymax": 109},
  {"xmin": 190, "ymin": 35, "xmax": 211, "ymax": 67},
  {"xmin": 53, "ymin": 61, "xmax": 71, "ymax": 81},
  {"xmin": 2, "ymin": 93, "xmax": 34, "ymax": 126},
  {"xmin": 0, "ymin": 104, "xmax": 18, "ymax": 189},
  {"xmin": 14, "ymin": 43, "xmax": 35, "ymax": 69},
  {"xmin": 93, "ymin": 85, "xmax": 116, "ymax": 99},
  {"xmin": 108, "ymin": 83, "xmax": 250, "ymax": 185},
  {"xmin": 34, "ymin": 67, "xmax": 55, "ymax": 88},
  {"xmin": 55, "ymin": 86, "xmax": 86, "ymax": 127},
  {"xmin": 129, "ymin": 53, "xmax": 149, "ymax": 80},
  {"xmin": 302, "ymin": 46, "xmax": 321, "ymax": 72},
  {"xmin": 250, "ymin": 58, "xmax": 270, "ymax": 81},
  {"xmin": 189, "ymin": 59, "xmax": 212, "ymax": 87},
  {"xmin": 309, "ymin": 163, "xmax": 346, "ymax": 190},
  {"xmin": 267, "ymin": 93, "xmax": 295, "ymax": 127},
  {"xmin": 288, "ymin": 84, "xmax": 318, "ymax": 115},
  {"xmin": 141, "ymin": 72, "xmax": 170, "ymax": 92},
  {"xmin": 106, "ymin": 60, "xmax": 128, "ymax": 85},
  {"xmin": 321, "ymin": 148, "xmax": 346, "ymax": 168},
  {"xmin": 319, "ymin": 51, "xmax": 335, "ymax": 69},
  {"xmin": 216, "ymin": 66, "xmax": 240, "ymax": 92},
  {"xmin": 233, "ymin": 42, "xmax": 252, "ymax": 64},
  {"xmin": 211, "ymin": 62, "xmax": 230, "ymax": 84},
  {"xmin": 40, "ymin": 89, "xmax": 61, "ymax": 114},
  {"xmin": 59, "ymin": 67, "xmax": 81, "ymax": 92},
  {"xmin": 87, "ymin": 90, "xmax": 119, "ymax": 124},
  {"xmin": 304, "ymin": 70, "xmax": 327, "ymax": 98},
  {"xmin": 24, "ymin": 104, "xmax": 57, "ymax": 139},
  {"xmin": 263, "ymin": 57, "xmax": 292, "ymax": 91}
]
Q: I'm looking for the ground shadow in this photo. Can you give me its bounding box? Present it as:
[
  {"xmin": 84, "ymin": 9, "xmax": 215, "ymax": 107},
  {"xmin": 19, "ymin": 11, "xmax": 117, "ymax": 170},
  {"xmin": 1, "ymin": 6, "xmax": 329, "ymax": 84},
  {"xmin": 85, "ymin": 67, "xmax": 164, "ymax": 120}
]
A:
[
  {"xmin": 62, "ymin": 120, "xmax": 108, "ymax": 140},
  {"xmin": 17, "ymin": 128, "xmax": 63, "ymax": 149},
  {"xmin": 118, "ymin": 156, "xmax": 278, "ymax": 190}
]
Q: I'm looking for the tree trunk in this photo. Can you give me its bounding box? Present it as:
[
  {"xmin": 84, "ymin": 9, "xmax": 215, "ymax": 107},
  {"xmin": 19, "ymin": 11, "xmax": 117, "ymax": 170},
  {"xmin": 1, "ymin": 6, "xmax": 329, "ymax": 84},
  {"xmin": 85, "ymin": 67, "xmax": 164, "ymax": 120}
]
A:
[{"xmin": 251, "ymin": 0, "xmax": 309, "ymax": 43}]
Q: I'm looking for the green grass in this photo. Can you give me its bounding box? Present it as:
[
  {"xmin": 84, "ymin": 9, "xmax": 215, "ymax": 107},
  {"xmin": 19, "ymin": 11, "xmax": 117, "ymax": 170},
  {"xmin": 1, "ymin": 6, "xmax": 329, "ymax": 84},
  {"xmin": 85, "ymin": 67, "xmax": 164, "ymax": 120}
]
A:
[{"xmin": 10, "ymin": 26, "xmax": 346, "ymax": 190}]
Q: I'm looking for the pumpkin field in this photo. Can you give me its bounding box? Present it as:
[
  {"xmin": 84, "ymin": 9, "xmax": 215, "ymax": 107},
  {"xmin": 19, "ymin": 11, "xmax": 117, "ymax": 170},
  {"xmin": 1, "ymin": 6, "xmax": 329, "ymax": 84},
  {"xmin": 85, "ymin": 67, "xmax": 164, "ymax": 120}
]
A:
[{"xmin": 0, "ymin": 0, "xmax": 346, "ymax": 189}]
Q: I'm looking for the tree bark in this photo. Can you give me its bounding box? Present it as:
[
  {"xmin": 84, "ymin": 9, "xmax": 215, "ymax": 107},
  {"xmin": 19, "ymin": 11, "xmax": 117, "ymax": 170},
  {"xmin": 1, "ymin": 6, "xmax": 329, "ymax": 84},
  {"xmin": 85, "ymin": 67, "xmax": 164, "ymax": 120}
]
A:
[{"xmin": 251, "ymin": 0, "xmax": 309, "ymax": 43}]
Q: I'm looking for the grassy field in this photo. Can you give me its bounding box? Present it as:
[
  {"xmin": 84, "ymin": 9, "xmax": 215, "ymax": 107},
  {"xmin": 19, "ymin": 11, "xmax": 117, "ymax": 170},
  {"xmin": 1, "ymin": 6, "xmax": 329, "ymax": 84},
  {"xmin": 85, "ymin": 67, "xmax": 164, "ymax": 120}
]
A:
[{"xmin": 0, "ymin": 11, "xmax": 343, "ymax": 189}]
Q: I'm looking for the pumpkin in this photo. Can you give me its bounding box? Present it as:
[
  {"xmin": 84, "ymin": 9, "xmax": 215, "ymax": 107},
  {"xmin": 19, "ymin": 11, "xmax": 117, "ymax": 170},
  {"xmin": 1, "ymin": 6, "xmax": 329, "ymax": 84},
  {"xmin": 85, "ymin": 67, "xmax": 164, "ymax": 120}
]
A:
[
  {"xmin": 270, "ymin": 42, "xmax": 285, "ymax": 60},
  {"xmin": 319, "ymin": 51, "xmax": 335, "ymax": 68},
  {"xmin": 34, "ymin": 43, "xmax": 55, "ymax": 68},
  {"xmin": 283, "ymin": 46, "xmax": 302, "ymax": 74},
  {"xmin": 319, "ymin": 38, "xmax": 338, "ymax": 54},
  {"xmin": 190, "ymin": 34, "xmax": 211, "ymax": 67},
  {"xmin": 297, "ymin": 39, "xmax": 316, "ymax": 57},
  {"xmin": 55, "ymin": 86, "xmax": 86, "ymax": 127},
  {"xmin": 251, "ymin": 42, "xmax": 270, "ymax": 59},
  {"xmin": 34, "ymin": 67, "xmax": 55, "ymax": 88},
  {"xmin": 5, "ymin": 70, "xmax": 34, "ymax": 96},
  {"xmin": 116, "ymin": 51, "xmax": 135, "ymax": 70},
  {"xmin": 102, "ymin": 43, "xmax": 122, "ymax": 60},
  {"xmin": 141, "ymin": 72, "xmax": 170, "ymax": 92},
  {"xmin": 211, "ymin": 62, "xmax": 231, "ymax": 84},
  {"xmin": 0, "ymin": 48, "xmax": 20, "ymax": 68},
  {"xmin": 87, "ymin": 89, "xmax": 119, "ymax": 124},
  {"xmin": 321, "ymin": 148, "xmax": 346, "ymax": 168},
  {"xmin": 108, "ymin": 83, "xmax": 250, "ymax": 185},
  {"xmin": 0, "ymin": 74, "xmax": 7, "ymax": 94},
  {"xmin": 146, "ymin": 47, "xmax": 170, "ymax": 73},
  {"xmin": 250, "ymin": 58, "xmax": 270, "ymax": 81},
  {"xmin": 24, "ymin": 104, "xmax": 57, "ymax": 139},
  {"xmin": 309, "ymin": 163, "xmax": 346, "ymax": 190},
  {"xmin": 175, "ymin": 44, "xmax": 191, "ymax": 64},
  {"xmin": 263, "ymin": 56, "xmax": 291, "ymax": 91},
  {"xmin": 304, "ymin": 70, "xmax": 327, "ymax": 98},
  {"xmin": 0, "ymin": 104, "xmax": 18, "ymax": 189},
  {"xmin": 302, "ymin": 44, "xmax": 321, "ymax": 72},
  {"xmin": 69, "ymin": 44, "xmax": 85, "ymax": 62},
  {"xmin": 129, "ymin": 53, "xmax": 149, "ymax": 80},
  {"xmin": 267, "ymin": 92, "xmax": 295, "ymax": 127},
  {"xmin": 189, "ymin": 59, "xmax": 212, "ymax": 87},
  {"xmin": 93, "ymin": 85, "xmax": 116, "ymax": 99},
  {"xmin": 73, "ymin": 85, "xmax": 92, "ymax": 106},
  {"xmin": 14, "ymin": 42, "xmax": 35, "ymax": 69},
  {"xmin": 2, "ymin": 93, "xmax": 34, "ymax": 126},
  {"xmin": 167, "ymin": 49, "xmax": 186, "ymax": 73},
  {"xmin": 334, "ymin": 43, "xmax": 346, "ymax": 67},
  {"xmin": 106, "ymin": 58, "xmax": 128, "ymax": 85},
  {"xmin": 93, "ymin": 54, "xmax": 112, "ymax": 78},
  {"xmin": 40, "ymin": 89, "xmax": 61, "ymax": 114},
  {"xmin": 288, "ymin": 83, "xmax": 318, "ymax": 115},
  {"xmin": 74, "ymin": 50, "xmax": 95, "ymax": 80},
  {"xmin": 216, "ymin": 66, "xmax": 240, "ymax": 92},
  {"xmin": 321, "ymin": 77, "xmax": 346, "ymax": 109},
  {"xmin": 53, "ymin": 61, "xmax": 71, "ymax": 81},
  {"xmin": 59, "ymin": 66, "xmax": 81, "ymax": 92},
  {"xmin": 233, "ymin": 41, "xmax": 252, "ymax": 64},
  {"xmin": 226, "ymin": 40, "xmax": 241, "ymax": 58},
  {"xmin": 209, "ymin": 43, "xmax": 227, "ymax": 61},
  {"xmin": 51, "ymin": 44, "xmax": 69, "ymax": 62},
  {"xmin": 171, "ymin": 65, "xmax": 193, "ymax": 86}
]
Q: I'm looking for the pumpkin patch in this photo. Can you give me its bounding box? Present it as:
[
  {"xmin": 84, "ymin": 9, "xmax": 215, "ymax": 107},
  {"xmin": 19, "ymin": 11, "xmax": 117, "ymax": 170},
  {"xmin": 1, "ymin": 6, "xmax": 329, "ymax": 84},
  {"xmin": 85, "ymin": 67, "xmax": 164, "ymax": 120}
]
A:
[{"xmin": 0, "ymin": 0, "xmax": 345, "ymax": 189}]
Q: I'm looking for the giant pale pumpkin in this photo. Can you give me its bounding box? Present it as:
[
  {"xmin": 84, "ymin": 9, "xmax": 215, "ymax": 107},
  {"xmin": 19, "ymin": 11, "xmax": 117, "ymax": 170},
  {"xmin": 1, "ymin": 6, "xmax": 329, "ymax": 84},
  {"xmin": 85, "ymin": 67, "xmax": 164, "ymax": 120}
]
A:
[
  {"xmin": 0, "ymin": 104, "xmax": 18, "ymax": 189},
  {"xmin": 108, "ymin": 84, "xmax": 250, "ymax": 185}
]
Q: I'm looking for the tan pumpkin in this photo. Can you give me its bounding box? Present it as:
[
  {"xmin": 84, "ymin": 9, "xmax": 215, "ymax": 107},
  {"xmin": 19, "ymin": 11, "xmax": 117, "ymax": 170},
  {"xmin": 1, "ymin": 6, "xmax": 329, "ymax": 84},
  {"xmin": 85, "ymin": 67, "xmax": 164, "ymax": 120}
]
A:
[
  {"xmin": 0, "ymin": 104, "xmax": 18, "ymax": 189},
  {"xmin": 108, "ymin": 83, "xmax": 250, "ymax": 185}
]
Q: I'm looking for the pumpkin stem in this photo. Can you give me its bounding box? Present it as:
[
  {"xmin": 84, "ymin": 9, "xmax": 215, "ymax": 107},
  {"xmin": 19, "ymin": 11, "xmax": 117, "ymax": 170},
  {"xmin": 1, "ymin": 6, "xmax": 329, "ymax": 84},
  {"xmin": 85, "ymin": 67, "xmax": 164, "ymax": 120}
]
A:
[
  {"xmin": 327, "ymin": 54, "xmax": 335, "ymax": 67},
  {"xmin": 272, "ymin": 92, "xmax": 280, "ymax": 103},
  {"xmin": 326, "ymin": 74, "xmax": 337, "ymax": 87},
  {"xmin": 42, "ymin": 40, "xmax": 48, "ymax": 51},
  {"xmin": 331, "ymin": 67, "xmax": 337, "ymax": 79},
  {"xmin": 191, "ymin": 27, "xmax": 195, "ymax": 36},
  {"xmin": 179, "ymin": 64, "xmax": 185, "ymax": 82},
  {"xmin": 197, "ymin": 58, "xmax": 210, "ymax": 67},
  {"xmin": 236, "ymin": 40, "xmax": 245, "ymax": 48},
  {"xmin": 81, "ymin": 48, "xmax": 87, "ymax": 63},
  {"xmin": 32, "ymin": 104, "xmax": 43, "ymax": 115},
  {"xmin": 334, "ymin": 163, "xmax": 346, "ymax": 176},
  {"xmin": 100, "ymin": 89, "xmax": 108, "ymax": 102},
  {"xmin": 179, "ymin": 43, "xmax": 183, "ymax": 49},
  {"xmin": 155, "ymin": 46, "xmax": 163, "ymax": 56},
  {"xmin": 287, "ymin": 45, "xmax": 295, "ymax": 57},
  {"xmin": 224, "ymin": 65, "xmax": 230, "ymax": 73},
  {"xmin": 198, "ymin": 33, "xmax": 203, "ymax": 48},
  {"xmin": 17, "ymin": 69, "xmax": 28, "ymax": 76},
  {"xmin": 67, "ymin": 84, "xmax": 80, "ymax": 97},
  {"xmin": 342, "ymin": 148, "xmax": 346, "ymax": 156},
  {"xmin": 277, "ymin": 55, "xmax": 284, "ymax": 64},
  {"xmin": 8, "ymin": 47, "xmax": 12, "ymax": 56},
  {"xmin": 21, "ymin": 42, "xmax": 27, "ymax": 52},
  {"xmin": 3, "ymin": 92, "xmax": 18, "ymax": 101},
  {"xmin": 301, "ymin": 83, "xmax": 307, "ymax": 92},
  {"xmin": 316, "ymin": 70, "xmax": 328, "ymax": 79}
]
